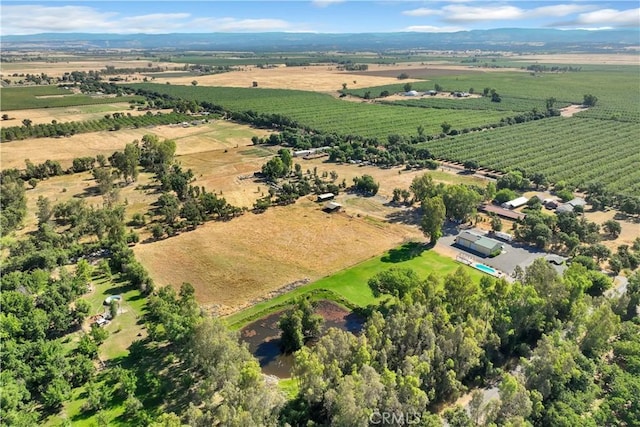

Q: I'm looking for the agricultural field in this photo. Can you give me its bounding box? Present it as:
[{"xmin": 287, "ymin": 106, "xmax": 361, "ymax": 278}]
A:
[
  {"xmin": 0, "ymin": 85, "xmax": 142, "ymax": 110},
  {"xmin": 420, "ymin": 117, "xmax": 640, "ymax": 196},
  {"xmin": 131, "ymin": 83, "xmax": 515, "ymax": 138}
]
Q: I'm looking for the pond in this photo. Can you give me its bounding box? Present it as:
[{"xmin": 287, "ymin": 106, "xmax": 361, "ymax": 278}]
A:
[{"xmin": 240, "ymin": 300, "xmax": 365, "ymax": 378}]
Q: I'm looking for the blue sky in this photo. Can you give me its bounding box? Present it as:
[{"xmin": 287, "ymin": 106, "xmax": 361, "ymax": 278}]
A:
[{"xmin": 1, "ymin": 1, "xmax": 639, "ymax": 35}]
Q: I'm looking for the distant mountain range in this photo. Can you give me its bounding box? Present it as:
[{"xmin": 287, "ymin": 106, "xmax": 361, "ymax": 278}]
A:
[{"xmin": 2, "ymin": 29, "xmax": 639, "ymax": 52}]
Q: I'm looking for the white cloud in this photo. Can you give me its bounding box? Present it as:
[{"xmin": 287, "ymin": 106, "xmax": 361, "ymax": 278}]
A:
[
  {"xmin": 530, "ymin": 4, "xmax": 596, "ymax": 18},
  {"xmin": 404, "ymin": 25, "xmax": 465, "ymax": 33},
  {"xmin": 311, "ymin": 0, "xmax": 345, "ymax": 8},
  {"xmin": 0, "ymin": 5, "xmax": 298, "ymax": 35},
  {"xmin": 402, "ymin": 8, "xmax": 442, "ymax": 17},
  {"xmin": 191, "ymin": 18, "xmax": 292, "ymax": 32},
  {"xmin": 442, "ymin": 5, "xmax": 525, "ymax": 22},
  {"xmin": 574, "ymin": 8, "xmax": 640, "ymax": 27}
]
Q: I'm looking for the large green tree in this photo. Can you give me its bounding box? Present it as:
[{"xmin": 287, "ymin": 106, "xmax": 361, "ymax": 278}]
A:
[{"xmin": 420, "ymin": 195, "xmax": 446, "ymax": 244}]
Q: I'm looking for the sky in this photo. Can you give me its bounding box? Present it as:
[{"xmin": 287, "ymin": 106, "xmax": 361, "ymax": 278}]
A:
[{"xmin": 1, "ymin": 1, "xmax": 639, "ymax": 35}]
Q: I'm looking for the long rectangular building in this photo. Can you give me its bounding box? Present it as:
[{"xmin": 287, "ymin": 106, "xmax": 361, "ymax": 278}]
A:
[{"xmin": 455, "ymin": 231, "xmax": 504, "ymax": 257}]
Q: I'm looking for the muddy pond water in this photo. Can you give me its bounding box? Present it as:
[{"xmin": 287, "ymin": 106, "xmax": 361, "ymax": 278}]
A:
[{"xmin": 240, "ymin": 300, "xmax": 365, "ymax": 378}]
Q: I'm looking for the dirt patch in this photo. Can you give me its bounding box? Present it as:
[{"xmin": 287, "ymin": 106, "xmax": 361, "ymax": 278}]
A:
[
  {"xmin": 583, "ymin": 209, "xmax": 640, "ymax": 252},
  {"xmin": 133, "ymin": 198, "xmax": 423, "ymax": 313},
  {"xmin": 559, "ymin": 104, "xmax": 589, "ymax": 117}
]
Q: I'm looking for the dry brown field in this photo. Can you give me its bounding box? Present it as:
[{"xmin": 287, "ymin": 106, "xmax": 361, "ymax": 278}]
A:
[
  {"xmin": 0, "ymin": 120, "xmax": 273, "ymax": 170},
  {"xmin": 584, "ymin": 210, "xmax": 640, "ymax": 252},
  {"xmin": 133, "ymin": 198, "xmax": 423, "ymax": 313},
  {"xmin": 2, "ymin": 103, "xmax": 155, "ymax": 126},
  {"xmin": 18, "ymin": 171, "xmax": 158, "ymax": 235},
  {"xmin": 145, "ymin": 64, "xmax": 424, "ymax": 92}
]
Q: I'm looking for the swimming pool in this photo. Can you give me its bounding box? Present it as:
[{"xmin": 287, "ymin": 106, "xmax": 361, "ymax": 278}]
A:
[{"xmin": 474, "ymin": 263, "xmax": 498, "ymax": 276}]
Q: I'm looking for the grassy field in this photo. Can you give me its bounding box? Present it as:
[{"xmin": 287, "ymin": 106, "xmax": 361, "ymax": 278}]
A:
[
  {"xmin": 0, "ymin": 86, "xmax": 142, "ymax": 110},
  {"xmin": 225, "ymin": 243, "xmax": 484, "ymax": 329}
]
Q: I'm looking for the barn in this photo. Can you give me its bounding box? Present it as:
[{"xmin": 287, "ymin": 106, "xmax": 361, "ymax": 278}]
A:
[
  {"xmin": 455, "ymin": 231, "xmax": 504, "ymax": 257},
  {"xmin": 323, "ymin": 202, "xmax": 342, "ymax": 213}
]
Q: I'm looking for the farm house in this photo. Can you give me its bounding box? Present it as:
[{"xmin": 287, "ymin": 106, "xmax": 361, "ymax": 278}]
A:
[
  {"xmin": 455, "ymin": 231, "xmax": 503, "ymax": 257},
  {"xmin": 501, "ymin": 196, "xmax": 529, "ymax": 209},
  {"xmin": 404, "ymin": 90, "xmax": 419, "ymax": 96}
]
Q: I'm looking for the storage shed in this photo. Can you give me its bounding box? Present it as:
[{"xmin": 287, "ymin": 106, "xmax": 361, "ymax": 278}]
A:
[
  {"xmin": 317, "ymin": 193, "xmax": 335, "ymax": 202},
  {"xmin": 323, "ymin": 202, "xmax": 342, "ymax": 213}
]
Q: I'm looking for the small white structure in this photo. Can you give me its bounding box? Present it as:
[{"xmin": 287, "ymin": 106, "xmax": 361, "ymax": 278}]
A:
[
  {"xmin": 502, "ymin": 196, "xmax": 529, "ymax": 209},
  {"xmin": 492, "ymin": 231, "xmax": 514, "ymax": 242},
  {"xmin": 404, "ymin": 90, "xmax": 419, "ymax": 96},
  {"xmin": 317, "ymin": 193, "xmax": 335, "ymax": 202}
]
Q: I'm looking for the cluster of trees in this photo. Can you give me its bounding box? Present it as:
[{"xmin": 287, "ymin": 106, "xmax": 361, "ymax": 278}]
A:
[
  {"xmin": 407, "ymin": 173, "xmax": 487, "ymax": 241},
  {"xmin": 281, "ymin": 264, "xmax": 639, "ymax": 426},
  {"xmin": 278, "ymin": 298, "xmax": 324, "ymax": 353},
  {"xmin": 352, "ymin": 174, "xmax": 380, "ymax": 196},
  {"xmin": 255, "ymin": 152, "xmax": 343, "ymax": 212}
]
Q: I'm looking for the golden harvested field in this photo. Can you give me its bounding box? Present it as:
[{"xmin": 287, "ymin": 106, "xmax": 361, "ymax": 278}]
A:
[
  {"xmin": 0, "ymin": 59, "xmax": 177, "ymax": 77},
  {"xmin": 147, "ymin": 64, "xmax": 424, "ymax": 92},
  {"xmin": 0, "ymin": 120, "xmax": 273, "ymax": 170},
  {"xmin": 133, "ymin": 198, "xmax": 423, "ymax": 314},
  {"xmin": 1, "ymin": 103, "xmax": 154, "ymax": 126}
]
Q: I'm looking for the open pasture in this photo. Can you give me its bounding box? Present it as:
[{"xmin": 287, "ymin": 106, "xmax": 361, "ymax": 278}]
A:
[
  {"xmin": 18, "ymin": 171, "xmax": 158, "ymax": 234},
  {"xmin": 133, "ymin": 198, "xmax": 424, "ymax": 315},
  {"xmin": 148, "ymin": 63, "xmax": 423, "ymax": 92},
  {"xmin": 0, "ymin": 120, "xmax": 272, "ymax": 170}
]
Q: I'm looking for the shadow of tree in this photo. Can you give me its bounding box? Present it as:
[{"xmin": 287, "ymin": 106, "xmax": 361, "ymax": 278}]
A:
[
  {"xmin": 385, "ymin": 208, "xmax": 421, "ymax": 226},
  {"xmin": 381, "ymin": 241, "xmax": 428, "ymax": 263}
]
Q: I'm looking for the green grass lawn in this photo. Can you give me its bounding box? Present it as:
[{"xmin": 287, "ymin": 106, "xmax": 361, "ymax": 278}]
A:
[{"xmin": 225, "ymin": 243, "xmax": 483, "ymax": 329}]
